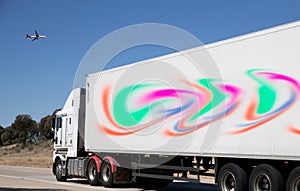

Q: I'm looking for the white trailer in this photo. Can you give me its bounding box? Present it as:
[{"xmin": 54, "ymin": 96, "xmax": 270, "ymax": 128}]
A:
[{"xmin": 52, "ymin": 20, "xmax": 300, "ymax": 191}]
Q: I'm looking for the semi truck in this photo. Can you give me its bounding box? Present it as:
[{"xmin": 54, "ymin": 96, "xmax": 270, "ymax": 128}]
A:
[{"xmin": 52, "ymin": 20, "xmax": 300, "ymax": 191}]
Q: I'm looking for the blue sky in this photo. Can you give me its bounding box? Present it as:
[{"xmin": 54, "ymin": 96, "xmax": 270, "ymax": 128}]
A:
[{"xmin": 1, "ymin": 0, "xmax": 300, "ymax": 127}]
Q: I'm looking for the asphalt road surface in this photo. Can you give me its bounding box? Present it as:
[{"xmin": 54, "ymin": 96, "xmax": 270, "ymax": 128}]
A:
[{"xmin": 0, "ymin": 165, "xmax": 217, "ymax": 191}]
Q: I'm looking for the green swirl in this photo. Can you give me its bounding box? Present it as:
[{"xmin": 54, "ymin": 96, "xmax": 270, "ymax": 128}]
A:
[{"xmin": 247, "ymin": 69, "xmax": 276, "ymax": 114}]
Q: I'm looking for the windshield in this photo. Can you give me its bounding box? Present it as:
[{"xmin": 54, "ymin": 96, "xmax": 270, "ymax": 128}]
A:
[{"xmin": 56, "ymin": 116, "xmax": 62, "ymax": 130}]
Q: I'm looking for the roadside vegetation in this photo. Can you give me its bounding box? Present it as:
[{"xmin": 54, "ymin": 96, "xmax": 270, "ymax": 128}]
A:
[
  {"xmin": 0, "ymin": 140, "xmax": 53, "ymax": 167},
  {"xmin": 0, "ymin": 114, "xmax": 54, "ymax": 146},
  {"xmin": 0, "ymin": 113, "xmax": 56, "ymax": 168}
]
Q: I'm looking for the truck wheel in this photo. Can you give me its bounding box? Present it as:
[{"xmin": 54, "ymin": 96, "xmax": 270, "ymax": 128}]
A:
[
  {"xmin": 249, "ymin": 164, "xmax": 283, "ymax": 191},
  {"xmin": 100, "ymin": 161, "xmax": 114, "ymax": 187},
  {"xmin": 87, "ymin": 160, "xmax": 101, "ymax": 186},
  {"xmin": 217, "ymin": 163, "xmax": 247, "ymax": 191},
  {"xmin": 55, "ymin": 160, "xmax": 67, "ymax": 182},
  {"xmin": 287, "ymin": 166, "xmax": 300, "ymax": 191}
]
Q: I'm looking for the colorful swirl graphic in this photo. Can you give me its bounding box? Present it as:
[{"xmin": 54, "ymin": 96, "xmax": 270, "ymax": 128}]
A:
[
  {"xmin": 165, "ymin": 80, "xmax": 241, "ymax": 136},
  {"xmin": 99, "ymin": 69, "xmax": 300, "ymax": 136},
  {"xmin": 100, "ymin": 79, "xmax": 241, "ymax": 136},
  {"xmin": 229, "ymin": 69, "xmax": 300, "ymax": 134}
]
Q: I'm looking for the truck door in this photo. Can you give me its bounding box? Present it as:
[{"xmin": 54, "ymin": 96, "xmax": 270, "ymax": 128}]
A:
[
  {"xmin": 54, "ymin": 116, "xmax": 62, "ymax": 147},
  {"xmin": 66, "ymin": 115, "xmax": 73, "ymax": 147},
  {"xmin": 57, "ymin": 115, "xmax": 73, "ymax": 148},
  {"xmin": 61, "ymin": 116, "xmax": 68, "ymax": 148}
]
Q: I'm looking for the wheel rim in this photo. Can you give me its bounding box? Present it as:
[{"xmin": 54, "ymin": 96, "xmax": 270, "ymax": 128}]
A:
[
  {"xmin": 102, "ymin": 164, "xmax": 111, "ymax": 183},
  {"xmin": 292, "ymin": 177, "xmax": 300, "ymax": 191},
  {"xmin": 56, "ymin": 163, "xmax": 62, "ymax": 177},
  {"xmin": 88, "ymin": 163, "xmax": 96, "ymax": 181},
  {"xmin": 254, "ymin": 173, "xmax": 271, "ymax": 191},
  {"xmin": 221, "ymin": 172, "xmax": 236, "ymax": 191}
]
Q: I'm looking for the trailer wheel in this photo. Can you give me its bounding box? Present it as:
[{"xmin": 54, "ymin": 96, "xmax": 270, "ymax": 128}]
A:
[
  {"xmin": 287, "ymin": 166, "xmax": 300, "ymax": 191},
  {"xmin": 55, "ymin": 159, "xmax": 67, "ymax": 182},
  {"xmin": 249, "ymin": 164, "xmax": 283, "ymax": 191},
  {"xmin": 217, "ymin": 163, "xmax": 247, "ymax": 191},
  {"xmin": 100, "ymin": 161, "xmax": 114, "ymax": 187},
  {"xmin": 87, "ymin": 160, "xmax": 101, "ymax": 186}
]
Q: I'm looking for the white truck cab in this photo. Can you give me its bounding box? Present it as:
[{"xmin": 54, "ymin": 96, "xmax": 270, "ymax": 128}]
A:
[{"xmin": 52, "ymin": 88, "xmax": 86, "ymax": 180}]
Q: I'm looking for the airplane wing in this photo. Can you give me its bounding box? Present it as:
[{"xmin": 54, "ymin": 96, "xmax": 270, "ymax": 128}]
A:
[
  {"xmin": 32, "ymin": 38, "xmax": 38, "ymax": 41},
  {"xmin": 35, "ymin": 30, "xmax": 39, "ymax": 37}
]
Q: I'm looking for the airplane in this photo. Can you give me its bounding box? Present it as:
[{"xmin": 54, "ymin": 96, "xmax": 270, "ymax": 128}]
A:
[{"xmin": 25, "ymin": 30, "xmax": 46, "ymax": 41}]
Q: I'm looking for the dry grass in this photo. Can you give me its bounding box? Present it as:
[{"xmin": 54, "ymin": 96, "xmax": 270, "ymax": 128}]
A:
[{"xmin": 0, "ymin": 140, "xmax": 53, "ymax": 168}]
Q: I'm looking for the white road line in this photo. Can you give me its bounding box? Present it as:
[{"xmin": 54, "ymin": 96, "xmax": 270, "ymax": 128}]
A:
[
  {"xmin": 0, "ymin": 174, "xmax": 113, "ymax": 190},
  {"xmin": 17, "ymin": 169, "xmax": 32, "ymax": 173}
]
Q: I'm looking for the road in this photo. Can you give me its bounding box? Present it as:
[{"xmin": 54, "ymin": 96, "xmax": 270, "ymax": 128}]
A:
[{"xmin": 0, "ymin": 165, "xmax": 217, "ymax": 191}]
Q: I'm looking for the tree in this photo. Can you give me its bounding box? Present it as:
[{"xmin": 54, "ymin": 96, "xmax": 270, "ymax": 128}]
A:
[
  {"xmin": 0, "ymin": 125, "xmax": 4, "ymax": 146},
  {"xmin": 1, "ymin": 126, "xmax": 16, "ymax": 146},
  {"xmin": 39, "ymin": 115, "xmax": 54, "ymax": 140},
  {"xmin": 11, "ymin": 114, "xmax": 37, "ymax": 145},
  {"xmin": 1, "ymin": 131, "xmax": 8, "ymax": 146}
]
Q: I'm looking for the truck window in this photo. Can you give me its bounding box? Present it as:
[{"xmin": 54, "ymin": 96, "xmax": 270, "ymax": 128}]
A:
[{"xmin": 56, "ymin": 117, "xmax": 62, "ymax": 129}]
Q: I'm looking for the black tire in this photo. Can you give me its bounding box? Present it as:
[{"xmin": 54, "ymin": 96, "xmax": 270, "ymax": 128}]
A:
[
  {"xmin": 249, "ymin": 164, "xmax": 283, "ymax": 191},
  {"xmin": 55, "ymin": 159, "xmax": 67, "ymax": 182},
  {"xmin": 217, "ymin": 163, "xmax": 247, "ymax": 191},
  {"xmin": 87, "ymin": 160, "xmax": 101, "ymax": 186},
  {"xmin": 287, "ymin": 166, "xmax": 300, "ymax": 191},
  {"xmin": 100, "ymin": 161, "xmax": 114, "ymax": 187}
]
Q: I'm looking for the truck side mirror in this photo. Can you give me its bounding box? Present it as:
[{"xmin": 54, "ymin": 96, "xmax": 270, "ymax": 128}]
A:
[{"xmin": 53, "ymin": 137, "xmax": 57, "ymax": 144}]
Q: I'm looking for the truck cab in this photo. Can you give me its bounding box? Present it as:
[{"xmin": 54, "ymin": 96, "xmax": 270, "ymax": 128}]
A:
[{"xmin": 52, "ymin": 88, "xmax": 86, "ymax": 180}]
